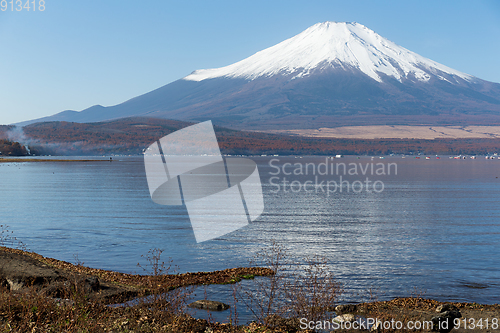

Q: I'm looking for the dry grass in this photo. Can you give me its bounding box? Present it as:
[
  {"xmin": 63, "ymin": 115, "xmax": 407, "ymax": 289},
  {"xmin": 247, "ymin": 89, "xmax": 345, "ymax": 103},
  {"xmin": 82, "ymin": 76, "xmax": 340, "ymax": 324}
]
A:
[
  {"xmin": 8, "ymin": 241, "xmax": 498, "ymax": 332},
  {"xmin": 0, "ymin": 245, "xmax": 282, "ymax": 333},
  {"xmin": 269, "ymin": 125, "xmax": 500, "ymax": 139},
  {"xmin": 0, "ymin": 241, "xmax": 341, "ymax": 332}
]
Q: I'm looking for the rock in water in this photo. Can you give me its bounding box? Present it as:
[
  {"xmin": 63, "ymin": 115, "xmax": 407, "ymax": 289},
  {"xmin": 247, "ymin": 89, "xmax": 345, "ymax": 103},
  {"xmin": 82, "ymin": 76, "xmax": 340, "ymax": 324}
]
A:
[{"xmin": 188, "ymin": 300, "xmax": 230, "ymax": 311}]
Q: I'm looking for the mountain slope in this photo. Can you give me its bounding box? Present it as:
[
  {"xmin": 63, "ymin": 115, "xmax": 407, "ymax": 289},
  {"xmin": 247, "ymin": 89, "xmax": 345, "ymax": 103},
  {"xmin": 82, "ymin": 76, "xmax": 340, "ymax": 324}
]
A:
[{"xmin": 19, "ymin": 22, "xmax": 500, "ymax": 130}]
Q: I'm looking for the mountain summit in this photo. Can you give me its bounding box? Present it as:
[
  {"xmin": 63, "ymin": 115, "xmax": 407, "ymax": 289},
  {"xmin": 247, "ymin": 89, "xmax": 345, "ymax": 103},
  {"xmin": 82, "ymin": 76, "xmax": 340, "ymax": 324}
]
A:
[
  {"xmin": 185, "ymin": 22, "xmax": 471, "ymax": 84},
  {"xmin": 19, "ymin": 22, "xmax": 500, "ymax": 130}
]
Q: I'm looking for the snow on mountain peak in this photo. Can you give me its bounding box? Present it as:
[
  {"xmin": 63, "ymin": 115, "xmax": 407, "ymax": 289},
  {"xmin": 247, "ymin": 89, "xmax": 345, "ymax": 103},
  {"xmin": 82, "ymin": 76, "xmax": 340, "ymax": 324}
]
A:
[{"xmin": 184, "ymin": 21, "xmax": 472, "ymax": 83}]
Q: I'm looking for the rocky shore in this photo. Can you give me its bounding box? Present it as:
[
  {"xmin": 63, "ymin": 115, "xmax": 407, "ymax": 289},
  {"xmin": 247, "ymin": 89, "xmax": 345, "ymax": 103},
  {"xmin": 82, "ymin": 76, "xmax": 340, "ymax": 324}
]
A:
[
  {"xmin": 1, "ymin": 246, "xmax": 499, "ymax": 332},
  {"xmin": 332, "ymin": 298, "xmax": 500, "ymax": 333},
  {"xmin": 0, "ymin": 246, "xmax": 273, "ymax": 304}
]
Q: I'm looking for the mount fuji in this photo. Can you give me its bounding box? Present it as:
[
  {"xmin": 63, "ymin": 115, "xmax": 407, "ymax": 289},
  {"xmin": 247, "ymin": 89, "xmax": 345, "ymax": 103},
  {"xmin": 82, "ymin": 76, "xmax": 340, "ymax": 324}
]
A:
[{"xmin": 21, "ymin": 22, "xmax": 500, "ymax": 130}]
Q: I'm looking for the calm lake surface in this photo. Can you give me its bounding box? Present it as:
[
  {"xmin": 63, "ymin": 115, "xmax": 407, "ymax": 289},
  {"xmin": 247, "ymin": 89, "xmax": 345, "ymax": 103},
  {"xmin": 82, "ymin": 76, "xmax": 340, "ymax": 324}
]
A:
[{"xmin": 1, "ymin": 155, "xmax": 499, "ymax": 314}]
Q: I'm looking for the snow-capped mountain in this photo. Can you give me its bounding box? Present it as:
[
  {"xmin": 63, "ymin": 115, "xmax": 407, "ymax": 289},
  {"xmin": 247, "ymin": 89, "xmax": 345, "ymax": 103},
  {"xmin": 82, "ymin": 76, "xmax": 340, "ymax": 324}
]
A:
[
  {"xmin": 19, "ymin": 22, "xmax": 500, "ymax": 130},
  {"xmin": 185, "ymin": 22, "xmax": 471, "ymax": 84}
]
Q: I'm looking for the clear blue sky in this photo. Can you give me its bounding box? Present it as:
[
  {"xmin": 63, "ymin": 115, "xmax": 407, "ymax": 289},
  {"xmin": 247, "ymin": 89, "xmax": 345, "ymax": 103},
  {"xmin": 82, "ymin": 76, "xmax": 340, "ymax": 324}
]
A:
[{"xmin": 1, "ymin": 0, "xmax": 499, "ymax": 125}]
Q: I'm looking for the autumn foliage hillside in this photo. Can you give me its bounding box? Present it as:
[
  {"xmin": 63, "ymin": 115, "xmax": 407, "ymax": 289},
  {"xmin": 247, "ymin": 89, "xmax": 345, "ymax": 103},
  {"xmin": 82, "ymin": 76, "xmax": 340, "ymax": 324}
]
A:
[{"xmin": 3, "ymin": 117, "xmax": 500, "ymax": 156}]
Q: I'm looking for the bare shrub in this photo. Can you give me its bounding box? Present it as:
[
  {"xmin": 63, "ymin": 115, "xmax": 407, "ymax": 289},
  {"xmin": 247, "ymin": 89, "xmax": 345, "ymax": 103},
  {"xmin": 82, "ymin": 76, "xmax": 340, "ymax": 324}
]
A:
[
  {"xmin": 237, "ymin": 240, "xmax": 342, "ymax": 328},
  {"xmin": 137, "ymin": 248, "xmax": 193, "ymax": 316},
  {"xmin": 0, "ymin": 282, "xmax": 110, "ymax": 332},
  {"xmin": 409, "ymin": 286, "xmax": 427, "ymax": 299},
  {"xmin": 0, "ymin": 224, "xmax": 28, "ymax": 251},
  {"xmin": 228, "ymin": 282, "xmax": 239, "ymax": 327},
  {"xmin": 284, "ymin": 255, "xmax": 342, "ymax": 322},
  {"xmin": 235, "ymin": 240, "xmax": 291, "ymax": 326}
]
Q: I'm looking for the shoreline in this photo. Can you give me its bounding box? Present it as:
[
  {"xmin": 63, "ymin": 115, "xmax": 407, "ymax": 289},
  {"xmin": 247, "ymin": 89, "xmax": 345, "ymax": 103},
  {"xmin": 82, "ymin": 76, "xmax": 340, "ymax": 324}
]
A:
[
  {"xmin": 0, "ymin": 246, "xmax": 273, "ymax": 304},
  {"xmin": 1, "ymin": 246, "xmax": 499, "ymax": 332},
  {"xmin": 0, "ymin": 158, "xmax": 111, "ymax": 163}
]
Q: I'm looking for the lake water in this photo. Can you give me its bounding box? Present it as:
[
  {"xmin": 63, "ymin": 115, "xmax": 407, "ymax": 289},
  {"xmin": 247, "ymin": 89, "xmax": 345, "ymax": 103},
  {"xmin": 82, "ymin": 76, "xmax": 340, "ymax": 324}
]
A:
[{"xmin": 1, "ymin": 155, "xmax": 499, "ymax": 321}]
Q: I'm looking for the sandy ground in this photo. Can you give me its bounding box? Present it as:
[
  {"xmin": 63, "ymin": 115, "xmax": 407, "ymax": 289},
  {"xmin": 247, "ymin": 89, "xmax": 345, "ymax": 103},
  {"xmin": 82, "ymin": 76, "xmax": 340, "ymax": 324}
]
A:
[{"xmin": 269, "ymin": 126, "xmax": 500, "ymax": 139}]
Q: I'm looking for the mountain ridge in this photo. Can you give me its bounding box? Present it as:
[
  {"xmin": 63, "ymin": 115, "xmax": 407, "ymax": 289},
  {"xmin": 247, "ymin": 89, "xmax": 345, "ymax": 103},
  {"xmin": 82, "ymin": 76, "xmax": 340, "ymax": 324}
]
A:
[{"xmin": 17, "ymin": 22, "xmax": 500, "ymax": 130}]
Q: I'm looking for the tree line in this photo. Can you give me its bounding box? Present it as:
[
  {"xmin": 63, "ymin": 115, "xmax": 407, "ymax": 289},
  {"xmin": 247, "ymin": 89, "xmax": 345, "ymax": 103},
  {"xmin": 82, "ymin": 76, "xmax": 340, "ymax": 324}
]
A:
[{"xmin": 2, "ymin": 118, "xmax": 500, "ymax": 156}]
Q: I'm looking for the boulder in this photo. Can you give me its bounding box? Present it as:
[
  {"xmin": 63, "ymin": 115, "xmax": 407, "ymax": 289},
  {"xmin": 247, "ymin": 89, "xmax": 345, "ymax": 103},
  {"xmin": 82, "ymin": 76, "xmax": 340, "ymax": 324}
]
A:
[
  {"xmin": 82, "ymin": 276, "xmax": 100, "ymax": 293},
  {"xmin": 0, "ymin": 250, "xmax": 62, "ymax": 290},
  {"xmin": 188, "ymin": 300, "xmax": 230, "ymax": 311},
  {"xmin": 263, "ymin": 314, "xmax": 299, "ymax": 329},
  {"xmin": 0, "ymin": 248, "xmax": 141, "ymax": 304},
  {"xmin": 435, "ymin": 304, "xmax": 458, "ymax": 313},
  {"xmin": 333, "ymin": 313, "xmax": 355, "ymax": 323},
  {"xmin": 40, "ymin": 276, "xmax": 101, "ymax": 297},
  {"xmin": 431, "ymin": 305, "xmax": 461, "ymax": 333},
  {"xmin": 0, "ymin": 249, "xmax": 105, "ymax": 299},
  {"xmin": 335, "ymin": 304, "xmax": 357, "ymax": 314}
]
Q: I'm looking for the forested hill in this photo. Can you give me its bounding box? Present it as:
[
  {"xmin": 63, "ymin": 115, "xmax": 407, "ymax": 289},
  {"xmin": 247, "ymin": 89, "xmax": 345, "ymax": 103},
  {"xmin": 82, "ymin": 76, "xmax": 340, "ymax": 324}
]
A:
[
  {"xmin": 0, "ymin": 125, "xmax": 30, "ymax": 156},
  {"xmin": 0, "ymin": 139, "xmax": 30, "ymax": 156},
  {"xmin": 21, "ymin": 117, "xmax": 354, "ymax": 155},
  {"xmin": 2, "ymin": 117, "xmax": 500, "ymax": 156}
]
